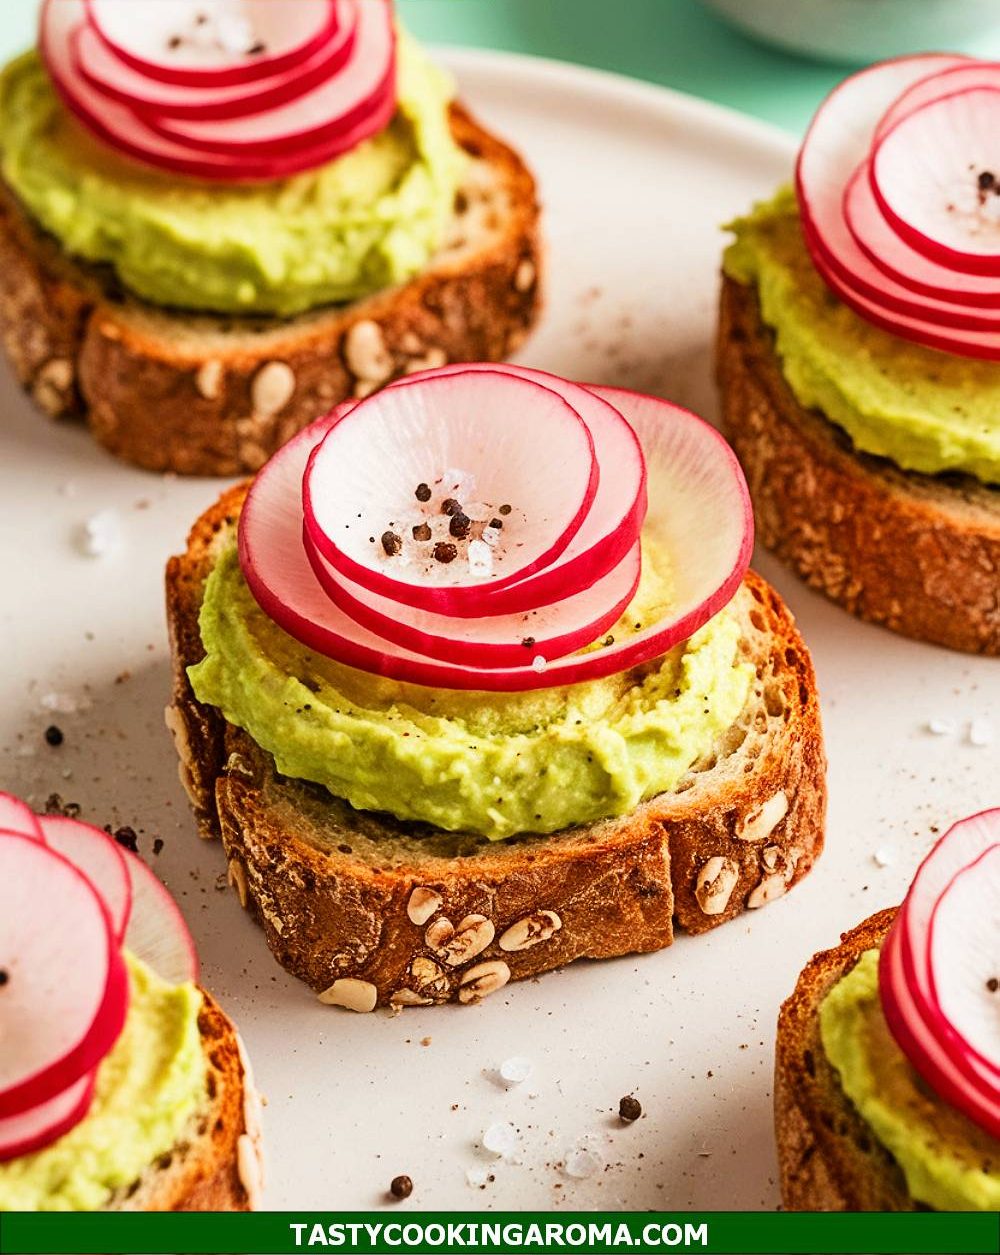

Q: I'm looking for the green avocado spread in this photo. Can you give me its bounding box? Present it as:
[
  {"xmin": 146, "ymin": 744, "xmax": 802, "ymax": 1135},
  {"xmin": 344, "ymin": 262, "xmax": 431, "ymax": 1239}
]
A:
[
  {"xmin": 188, "ymin": 544, "xmax": 753, "ymax": 840},
  {"xmin": 820, "ymin": 949, "xmax": 1000, "ymax": 1212},
  {"xmin": 0, "ymin": 35, "xmax": 465, "ymax": 316},
  {"xmin": 0, "ymin": 954, "xmax": 206, "ymax": 1212},
  {"xmin": 724, "ymin": 189, "xmax": 1000, "ymax": 485}
]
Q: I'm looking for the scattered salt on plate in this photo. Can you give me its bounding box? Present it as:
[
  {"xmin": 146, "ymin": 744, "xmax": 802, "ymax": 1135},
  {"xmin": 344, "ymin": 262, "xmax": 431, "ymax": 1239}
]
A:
[
  {"xmin": 482, "ymin": 1120, "xmax": 519, "ymax": 1157},
  {"xmin": 926, "ymin": 717, "xmax": 955, "ymax": 736},
  {"xmin": 77, "ymin": 510, "xmax": 122, "ymax": 558},
  {"xmin": 968, "ymin": 719, "xmax": 994, "ymax": 748},
  {"xmin": 499, "ymin": 1056, "xmax": 533, "ymax": 1086}
]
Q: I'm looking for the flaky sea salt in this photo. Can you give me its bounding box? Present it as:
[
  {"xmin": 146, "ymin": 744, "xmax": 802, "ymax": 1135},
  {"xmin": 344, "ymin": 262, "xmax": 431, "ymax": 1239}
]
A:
[
  {"xmin": 499, "ymin": 1056, "xmax": 533, "ymax": 1086},
  {"xmin": 531, "ymin": 655, "xmax": 548, "ymax": 674},
  {"xmin": 482, "ymin": 1121, "xmax": 519, "ymax": 1157},
  {"xmin": 465, "ymin": 1165, "xmax": 489, "ymax": 1188},
  {"xmin": 872, "ymin": 847, "xmax": 893, "ymax": 868},
  {"xmin": 969, "ymin": 718, "xmax": 994, "ymax": 747},
  {"xmin": 468, "ymin": 539, "xmax": 492, "ymax": 578},
  {"xmin": 563, "ymin": 1145, "xmax": 603, "ymax": 1180},
  {"xmin": 926, "ymin": 717, "xmax": 955, "ymax": 736},
  {"xmin": 78, "ymin": 510, "xmax": 122, "ymax": 558}
]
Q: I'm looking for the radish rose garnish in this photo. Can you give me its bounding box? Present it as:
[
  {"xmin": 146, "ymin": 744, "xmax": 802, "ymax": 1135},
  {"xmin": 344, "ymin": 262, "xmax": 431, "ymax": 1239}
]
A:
[
  {"xmin": 239, "ymin": 367, "xmax": 753, "ymax": 691},
  {"xmin": 797, "ymin": 53, "xmax": 1000, "ymax": 357},
  {"xmin": 40, "ymin": 0, "xmax": 396, "ymax": 181},
  {"xmin": 0, "ymin": 802, "xmax": 199, "ymax": 1160},
  {"xmin": 879, "ymin": 810, "xmax": 1000, "ymax": 1138}
]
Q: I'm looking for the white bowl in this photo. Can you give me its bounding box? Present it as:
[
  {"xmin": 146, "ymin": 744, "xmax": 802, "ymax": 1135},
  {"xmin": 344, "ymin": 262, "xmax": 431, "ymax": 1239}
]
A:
[{"xmin": 703, "ymin": 0, "xmax": 1000, "ymax": 65}]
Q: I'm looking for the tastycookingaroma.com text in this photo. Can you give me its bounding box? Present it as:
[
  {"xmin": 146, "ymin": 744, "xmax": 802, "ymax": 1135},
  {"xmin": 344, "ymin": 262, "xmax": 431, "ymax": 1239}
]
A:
[{"xmin": 288, "ymin": 1220, "xmax": 711, "ymax": 1249}]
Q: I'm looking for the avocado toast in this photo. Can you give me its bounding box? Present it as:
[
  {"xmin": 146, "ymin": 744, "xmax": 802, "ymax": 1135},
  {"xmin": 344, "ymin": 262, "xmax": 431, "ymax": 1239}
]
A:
[
  {"xmin": 718, "ymin": 58, "xmax": 1000, "ymax": 656},
  {"xmin": 166, "ymin": 365, "xmax": 826, "ymax": 1009},
  {"xmin": 776, "ymin": 813, "xmax": 999, "ymax": 1211},
  {"xmin": 0, "ymin": 0, "xmax": 540, "ymax": 475},
  {"xmin": 0, "ymin": 796, "xmax": 263, "ymax": 1211}
]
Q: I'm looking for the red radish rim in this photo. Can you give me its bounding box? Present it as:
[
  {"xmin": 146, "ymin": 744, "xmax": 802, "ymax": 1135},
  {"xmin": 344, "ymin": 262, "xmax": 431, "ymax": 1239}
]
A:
[
  {"xmin": 926, "ymin": 844, "xmax": 1000, "ymax": 1081},
  {"xmin": 304, "ymin": 525, "xmax": 643, "ymax": 668},
  {"xmin": 142, "ymin": 1, "xmax": 395, "ymax": 156},
  {"xmin": 239, "ymin": 382, "xmax": 753, "ymax": 692},
  {"xmin": 844, "ymin": 160, "xmax": 1000, "ymax": 309},
  {"xmin": 386, "ymin": 364, "xmax": 648, "ymax": 617},
  {"xmin": 73, "ymin": 2, "xmax": 358, "ymax": 122},
  {"xmin": 872, "ymin": 59, "xmax": 990, "ymax": 144},
  {"xmin": 122, "ymin": 850, "xmax": 200, "ymax": 985},
  {"xmin": 0, "ymin": 793, "xmax": 43, "ymax": 840},
  {"xmin": 0, "ymin": 833, "xmax": 129, "ymax": 1119},
  {"xmin": 38, "ymin": 815, "xmax": 133, "ymax": 946},
  {"xmin": 83, "ymin": 0, "xmax": 342, "ymax": 88},
  {"xmin": 879, "ymin": 921, "xmax": 1000, "ymax": 1137},
  {"xmin": 302, "ymin": 370, "xmax": 601, "ymax": 614},
  {"xmin": 0, "ymin": 1071, "xmax": 97, "ymax": 1164},
  {"xmin": 870, "ymin": 88, "xmax": 1000, "ymax": 278}
]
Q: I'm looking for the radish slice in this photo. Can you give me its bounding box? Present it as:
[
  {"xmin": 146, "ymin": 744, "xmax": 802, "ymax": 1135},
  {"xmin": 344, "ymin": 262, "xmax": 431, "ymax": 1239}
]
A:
[
  {"xmin": 0, "ymin": 834, "xmax": 128, "ymax": 1119},
  {"xmin": 387, "ymin": 364, "xmax": 648, "ymax": 616},
  {"xmin": 38, "ymin": 816, "xmax": 132, "ymax": 945},
  {"xmin": 85, "ymin": 0, "xmax": 341, "ymax": 87},
  {"xmin": 305, "ymin": 530, "xmax": 642, "ymax": 668},
  {"xmin": 122, "ymin": 853, "xmax": 199, "ymax": 986},
  {"xmin": 303, "ymin": 370, "xmax": 600, "ymax": 615},
  {"xmin": 147, "ymin": 0, "xmax": 394, "ymax": 155},
  {"xmin": 0, "ymin": 794, "xmax": 43, "ymax": 840},
  {"xmin": 871, "ymin": 89, "xmax": 1000, "ymax": 277},
  {"xmin": 0, "ymin": 1070, "xmax": 96, "ymax": 1163},
  {"xmin": 879, "ymin": 809, "xmax": 1000, "ymax": 1138},
  {"xmin": 74, "ymin": 1, "xmax": 357, "ymax": 121},
  {"xmin": 928, "ymin": 845, "xmax": 1000, "ymax": 1079},
  {"xmin": 239, "ymin": 380, "xmax": 752, "ymax": 691},
  {"xmin": 845, "ymin": 161, "xmax": 1000, "ymax": 308}
]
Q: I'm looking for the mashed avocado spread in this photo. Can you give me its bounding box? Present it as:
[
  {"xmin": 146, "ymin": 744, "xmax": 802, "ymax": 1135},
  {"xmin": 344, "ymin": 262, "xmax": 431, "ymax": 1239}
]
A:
[
  {"xmin": 0, "ymin": 36, "xmax": 464, "ymax": 316},
  {"xmin": 0, "ymin": 954, "xmax": 206, "ymax": 1212},
  {"xmin": 188, "ymin": 544, "xmax": 753, "ymax": 840},
  {"xmin": 820, "ymin": 949, "xmax": 1000, "ymax": 1212},
  {"xmin": 724, "ymin": 189, "xmax": 1000, "ymax": 485}
]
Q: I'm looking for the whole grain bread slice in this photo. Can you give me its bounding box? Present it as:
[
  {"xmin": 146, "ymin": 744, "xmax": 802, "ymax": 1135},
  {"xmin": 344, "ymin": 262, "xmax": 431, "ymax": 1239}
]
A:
[
  {"xmin": 0, "ymin": 103, "xmax": 542, "ymax": 476},
  {"xmin": 110, "ymin": 989, "xmax": 263, "ymax": 1211},
  {"xmin": 164, "ymin": 484, "xmax": 826, "ymax": 1010},
  {"xmin": 717, "ymin": 275, "xmax": 1000, "ymax": 656},
  {"xmin": 774, "ymin": 909, "xmax": 919, "ymax": 1211}
]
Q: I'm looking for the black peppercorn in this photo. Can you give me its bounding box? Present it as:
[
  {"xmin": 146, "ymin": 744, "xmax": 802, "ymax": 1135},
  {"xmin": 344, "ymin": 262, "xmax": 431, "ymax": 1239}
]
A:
[
  {"xmin": 389, "ymin": 1175, "xmax": 413, "ymax": 1200},
  {"xmin": 412, "ymin": 522, "xmax": 432, "ymax": 542},
  {"xmin": 441, "ymin": 498, "xmax": 463, "ymax": 517},
  {"xmin": 44, "ymin": 725, "xmax": 64, "ymax": 747},
  {"xmin": 414, "ymin": 483, "xmax": 432, "ymax": 503},
  {"xmin": 449, "ymin": 512, "xmax": 472, "ymax": 540},
  {"xmin": 433, "ymin": 542, "xmax": 458, "ymax": 564},
  {"xmin": 619, "ymin": 1094, "xmax": 642, "ymax": 1122},
  {"xmin": 381, "ymin": 531, "xmax": 402, "ymax": 556}
]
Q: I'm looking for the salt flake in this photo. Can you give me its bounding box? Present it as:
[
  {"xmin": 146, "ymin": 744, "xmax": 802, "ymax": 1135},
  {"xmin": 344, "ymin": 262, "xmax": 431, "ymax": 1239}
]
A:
[
  {"xmin": 969, "ymin": 719, "xmax": 994, "ymax": 748},
  {"xmin": 499, "ymin": 1056, "xmax": 533, "ymax": 1086},
  {"xmin": 482, "ymin": 1120, "xmax": 518, "ymax": 1157}
]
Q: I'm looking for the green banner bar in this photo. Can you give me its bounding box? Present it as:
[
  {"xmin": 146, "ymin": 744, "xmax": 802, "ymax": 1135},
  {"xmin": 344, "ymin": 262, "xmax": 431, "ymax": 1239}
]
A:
[{"xmin": 1, "ymin": 1211, "xmax": 997, "ymax": 1255}]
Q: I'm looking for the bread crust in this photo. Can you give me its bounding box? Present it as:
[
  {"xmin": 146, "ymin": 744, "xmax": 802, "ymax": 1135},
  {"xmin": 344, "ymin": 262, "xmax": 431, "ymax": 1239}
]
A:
[
  {"xmin": 112, "ymin": 990, "xmax": 260, "ymax": 1212},
  {"xmin": 164, "ymin": 484, "xmax": 826, "ymax": 1009},
  {"xmin": 0, "ymin": 104, "xmax": 542, "ymax": 476},
  {"xmin": 717, "ymin": 275, "xmax": 1000, "ymax": 656},
  {"xmin": 774, "ymin": 908, "xmax": 917, "ymax": 1212}
]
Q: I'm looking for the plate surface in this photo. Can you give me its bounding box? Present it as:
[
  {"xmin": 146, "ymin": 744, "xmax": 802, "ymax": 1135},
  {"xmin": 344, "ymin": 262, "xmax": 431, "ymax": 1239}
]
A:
[{"xmin": 1, "ymin": 49, "xmax": 997, "ymax": 1211}]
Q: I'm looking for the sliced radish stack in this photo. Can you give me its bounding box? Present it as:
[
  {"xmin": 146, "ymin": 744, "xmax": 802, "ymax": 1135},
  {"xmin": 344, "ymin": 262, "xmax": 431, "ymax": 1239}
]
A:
[
  {"xmin": 41, "ymin": 0, "xmax": 397, "ymax": 182},
  {"xmin": 86, "ymin": 0, "xmax": 342, "ymax": 86},
  {"xmin": 796, "ymin": 53, "xmax": 1000, "ymax": 357},
  {"xmin": 0, "ymin": 797, "xmax": 201, "ymax": 1160},
  {"xmin": 239, "ymin": 368, "xmax": 753, "ymax": 691},
  {"xmin": 879, "ymin": 810, "xmax": 1000, "ymax": 1137},
  {"xmin": 303, "ymin": 371, "xmax": 601, "ymax": 614},
  {"xmin": 0, "ymin": 834, "xmax": 128, "ymax": 1120}
]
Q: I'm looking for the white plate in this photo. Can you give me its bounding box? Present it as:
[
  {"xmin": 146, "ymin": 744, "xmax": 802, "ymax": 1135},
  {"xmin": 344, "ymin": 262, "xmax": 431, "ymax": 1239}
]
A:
[{"xmin": 1, "ymin": 49, "xmax": 997, "ymax": 1212}]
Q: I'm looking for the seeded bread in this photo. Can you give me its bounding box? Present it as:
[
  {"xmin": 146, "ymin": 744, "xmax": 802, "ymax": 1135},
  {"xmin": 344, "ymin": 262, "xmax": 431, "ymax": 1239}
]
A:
[
  {"xmin": 0, "ymin": 103, "xmax": 542, "ymax": 476},
  {"xmin": 717, "ymin": 275, "xmax": 1000, "ymax": 656},
  {"xmin": 774, "ymin": 908, "xmax": 919, "ymax": 1211},
  {"xmin": 164, "ymin": 483, "xmax": 826, "ymax": 1010},
  {"xmin": 111, "ymin": 990, "xmax": 262, "ymax": 1212}
]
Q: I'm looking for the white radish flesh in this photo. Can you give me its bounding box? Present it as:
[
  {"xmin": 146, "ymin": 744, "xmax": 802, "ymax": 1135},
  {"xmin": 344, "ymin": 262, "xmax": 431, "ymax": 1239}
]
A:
[
  {"xmin": 122, "ymin": 852, "xmax": 199, "ymax": 986},
  {"xmin": 38, "ymin": 816, "xmax": 132, "ymax": 945},
  {"xmin": 0, "ymin": 1071, "xmax": 96, "ymax": 1163},
  {"xmin": 0, "ymin": 795, "xmax": 43, "ymax": 840}
]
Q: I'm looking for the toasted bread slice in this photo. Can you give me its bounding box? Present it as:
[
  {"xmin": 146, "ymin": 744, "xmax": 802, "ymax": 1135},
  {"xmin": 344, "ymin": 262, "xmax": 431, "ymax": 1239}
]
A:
[
  {"xmin": 717, "ymin": 275, "xmax": 1000, "ymax": 656},
  {"xmin": 164, "ymin": 484, "xmax": 826, "ymax": 1010},
  {"xmin": 0, "ymin": 104, "xmax": 541, "ymax": 476},
  {"xmin": 773, "ymin": 908, "xmax": 922, "ymax": 1211},
  {"xmin": 107, "ymin": 991, "xmax": 262, "ymax": 1212}
]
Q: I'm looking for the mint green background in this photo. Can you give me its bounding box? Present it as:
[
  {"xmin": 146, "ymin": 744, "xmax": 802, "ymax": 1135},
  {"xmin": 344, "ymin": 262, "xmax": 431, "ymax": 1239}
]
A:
[
  {"xmin": 0, "ymin": 0, "xmax": 912, "ymax": 136},
  {"xmin": 5, "ymin": 1, "xmax": 1000, "ymax": 135}
]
